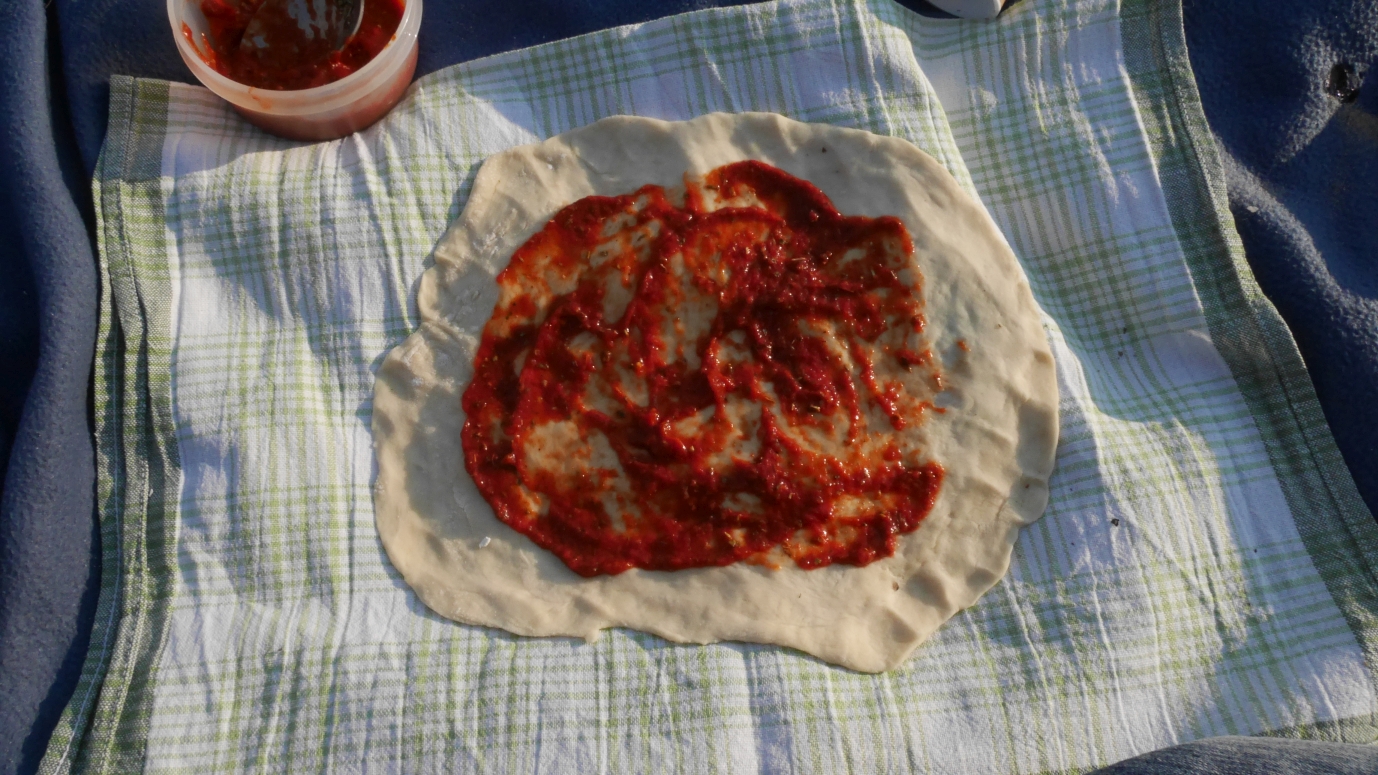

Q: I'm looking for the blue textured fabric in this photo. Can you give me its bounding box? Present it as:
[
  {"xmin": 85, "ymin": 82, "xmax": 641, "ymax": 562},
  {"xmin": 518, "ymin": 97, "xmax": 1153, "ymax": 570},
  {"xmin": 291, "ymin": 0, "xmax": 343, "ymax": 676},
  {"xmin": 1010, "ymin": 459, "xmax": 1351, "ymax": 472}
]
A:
[
  {"xmin": 1183, "ymin": 0, "xmax": 1378, "ymax": 516},
  {"xmin": 0, "ymin": 3, "xmax": 100, "ymax": 774},
  {"xmin": 1090, "ymin": 736, "xmax": 1378, "ymax": 775},
  {"xmin": 0, "ymin": 0, "xmax": 1373, "ymax": 773}
]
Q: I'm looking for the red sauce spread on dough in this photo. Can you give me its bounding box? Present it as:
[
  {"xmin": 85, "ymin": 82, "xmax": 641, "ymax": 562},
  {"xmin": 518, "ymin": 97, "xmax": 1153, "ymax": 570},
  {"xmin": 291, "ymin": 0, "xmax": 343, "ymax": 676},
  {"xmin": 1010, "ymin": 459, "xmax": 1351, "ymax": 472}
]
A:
[
  {"xmin": 185, "ymin": 0, "xmax": 404, "ymax": 90},
  {"xmin": 462, "ymin": 161, "xmax": 945, "ymax": 577}
]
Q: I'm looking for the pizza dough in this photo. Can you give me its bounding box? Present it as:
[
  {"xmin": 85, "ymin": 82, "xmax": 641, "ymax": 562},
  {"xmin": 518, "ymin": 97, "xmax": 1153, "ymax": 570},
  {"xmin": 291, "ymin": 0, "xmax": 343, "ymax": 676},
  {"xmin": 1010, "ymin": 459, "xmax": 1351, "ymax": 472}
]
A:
[{"xmin": 372, "ymin": 113, "xmax": 1059, "ymax": 672}]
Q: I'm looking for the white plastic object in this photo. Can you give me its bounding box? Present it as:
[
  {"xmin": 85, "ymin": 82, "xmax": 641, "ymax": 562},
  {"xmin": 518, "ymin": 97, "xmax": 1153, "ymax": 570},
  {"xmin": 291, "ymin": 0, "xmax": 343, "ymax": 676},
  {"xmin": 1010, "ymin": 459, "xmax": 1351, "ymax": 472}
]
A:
[
  {"xmin": 168, "ymin": 0, "xmax": 421, "ymax": 141},
  {"xmin": 926, "ymin": 0, "xmax": 1004, "ymax": 19}
]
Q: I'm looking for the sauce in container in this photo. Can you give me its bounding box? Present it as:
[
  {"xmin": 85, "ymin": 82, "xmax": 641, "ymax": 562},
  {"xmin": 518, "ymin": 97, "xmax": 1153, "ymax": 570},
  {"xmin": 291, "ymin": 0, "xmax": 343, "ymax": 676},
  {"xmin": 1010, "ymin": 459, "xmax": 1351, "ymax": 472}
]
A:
[
  {"xmin": 191, "ymin": 0, "xmax": 404, "ymax": 91},
  {"xmin": 169, "ymin": 0, "xmax": 421, "ymax": 141}
]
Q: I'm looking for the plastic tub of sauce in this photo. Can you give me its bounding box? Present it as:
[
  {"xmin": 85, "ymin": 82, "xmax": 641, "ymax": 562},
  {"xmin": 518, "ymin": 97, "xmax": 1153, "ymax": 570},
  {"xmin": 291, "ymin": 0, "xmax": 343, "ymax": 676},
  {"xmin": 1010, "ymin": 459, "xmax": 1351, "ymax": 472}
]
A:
[{"xmin": 169, "ymin": 0, "xmax": 421, "ymax": 141}]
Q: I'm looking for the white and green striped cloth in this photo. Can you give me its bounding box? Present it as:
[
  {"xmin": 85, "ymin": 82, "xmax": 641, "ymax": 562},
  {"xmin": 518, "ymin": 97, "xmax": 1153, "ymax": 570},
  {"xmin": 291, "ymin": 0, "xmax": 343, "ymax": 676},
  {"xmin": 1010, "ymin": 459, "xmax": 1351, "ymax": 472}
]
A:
[{"xmin": 46, "ymin": 0, "xmax": 1378, "ymax": 772}]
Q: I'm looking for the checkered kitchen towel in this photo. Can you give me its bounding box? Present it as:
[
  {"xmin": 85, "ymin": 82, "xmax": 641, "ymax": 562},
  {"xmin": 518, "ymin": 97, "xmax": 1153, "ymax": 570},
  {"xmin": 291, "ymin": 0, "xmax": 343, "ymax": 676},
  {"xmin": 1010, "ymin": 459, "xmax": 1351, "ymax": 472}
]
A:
[{"xmin": 45, "ymin": 0, "xmax": 1378, "ymax": 772}]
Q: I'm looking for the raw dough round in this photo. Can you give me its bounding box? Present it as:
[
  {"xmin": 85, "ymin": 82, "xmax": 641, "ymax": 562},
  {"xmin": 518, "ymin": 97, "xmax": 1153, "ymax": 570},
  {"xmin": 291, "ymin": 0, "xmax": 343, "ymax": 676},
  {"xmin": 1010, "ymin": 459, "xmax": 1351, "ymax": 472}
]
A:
[{"xmin": 372, "ymin": 113, "xmax": 1058, "ymax": 672}]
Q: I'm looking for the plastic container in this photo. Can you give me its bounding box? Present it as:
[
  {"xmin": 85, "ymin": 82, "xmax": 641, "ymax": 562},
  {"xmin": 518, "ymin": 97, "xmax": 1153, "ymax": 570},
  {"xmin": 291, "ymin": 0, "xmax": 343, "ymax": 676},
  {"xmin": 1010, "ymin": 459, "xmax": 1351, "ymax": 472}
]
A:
[{"xmin": 169, "ymin": 0, "xmax": 421, "ymax": 141}]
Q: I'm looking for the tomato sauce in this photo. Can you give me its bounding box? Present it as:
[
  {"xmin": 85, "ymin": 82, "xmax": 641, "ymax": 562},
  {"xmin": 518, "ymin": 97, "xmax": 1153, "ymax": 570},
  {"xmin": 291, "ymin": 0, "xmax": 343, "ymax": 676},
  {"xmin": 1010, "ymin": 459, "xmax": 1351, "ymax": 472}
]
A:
[
  {"xmin": 187, "ymin": 0, "xmax": 404, "ymax": 90},
  {"xmin": 462, "ymin": 161, "xmax": 944, "ymax": 577}
]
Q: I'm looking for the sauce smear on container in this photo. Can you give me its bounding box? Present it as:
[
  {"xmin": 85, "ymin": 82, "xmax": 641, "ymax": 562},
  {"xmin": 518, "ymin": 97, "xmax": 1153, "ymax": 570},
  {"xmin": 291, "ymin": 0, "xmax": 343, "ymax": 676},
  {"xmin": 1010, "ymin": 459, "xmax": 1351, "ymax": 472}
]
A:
[
  {"xmin": 189, "ymin": 0, "xmax": 404, "ymax": 90},
  {"xmin": 463, "ymin": 161, "xmax": 946, "ymax": 577}
]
